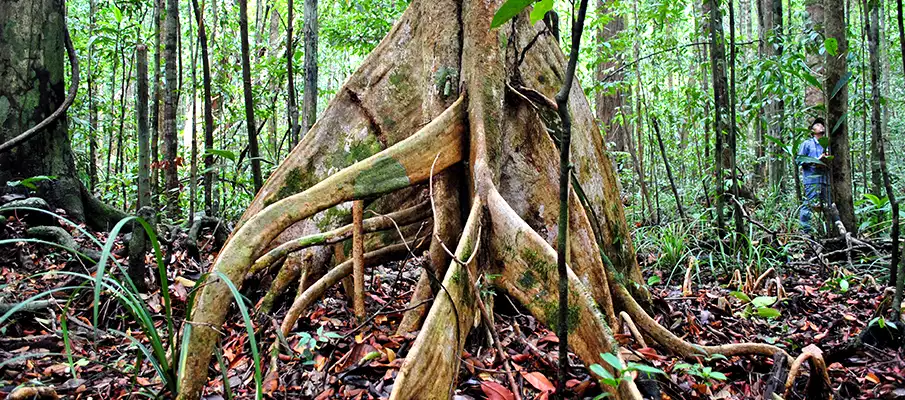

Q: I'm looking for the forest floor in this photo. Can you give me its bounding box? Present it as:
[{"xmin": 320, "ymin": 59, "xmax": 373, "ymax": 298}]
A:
[{"xmin": 1, "ymin": 212, "xmax": 904, "ymax": 400}]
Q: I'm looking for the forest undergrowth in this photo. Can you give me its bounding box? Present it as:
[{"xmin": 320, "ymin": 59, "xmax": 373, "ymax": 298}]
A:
[{"xmin": 1, "ymin": 197, "xmax": 902, "ymax": 400}]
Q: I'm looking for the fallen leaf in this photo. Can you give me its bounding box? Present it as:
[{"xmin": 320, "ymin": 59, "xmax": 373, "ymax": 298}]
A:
[
  {"xmin": 865, "ymin": 372, "xmax": 880, "ymax": 384},
  {"xmin": 521, "ymin": 371, "xmax": 555, "ymax": 393},
  {"xmin": 481, "ymin": 381, "xmax": 515, "ymax": 400}
]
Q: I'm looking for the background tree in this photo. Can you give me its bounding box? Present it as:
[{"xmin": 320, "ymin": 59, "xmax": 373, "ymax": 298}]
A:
[
  {"xmin": 239, "ymin": 0, "xmax": 264, "ymax": 192},
  {"xmin": 825, "ymin": 0, "xmax": 855, "ymax": 233},
  {"xmin": 163, "ymin": 0, "xmax": 181, "ymax": 218}
]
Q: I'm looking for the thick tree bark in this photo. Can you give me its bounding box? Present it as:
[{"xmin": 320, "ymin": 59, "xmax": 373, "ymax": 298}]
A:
[
  {"xmin": 302, "ymin": 0, "xmax": 318, "ymax": 131},
  {"xmin": 239, "ymin": 0, "xmax": 264, "ymax": 192},
  {"xmin": 805, "ymin": 0, "xmax": 825, "ymax": 109},
  {"xmin": 163, "ymin": 0, "xmax": 181, "ymax": 218},
  {"xmin": 0, "ymin": 0, "xmax": 124, "ymax": 230},
  {"xmin": 191, "ymin": 0, "xmax": 216, "ymax": 216},
  {"xmin": 174, "ymin": 1, "xmax": 791, "ymax": 399},
  {"xmin": 825, "ymin": 0, "xmax": 855, "ymax": 234}
]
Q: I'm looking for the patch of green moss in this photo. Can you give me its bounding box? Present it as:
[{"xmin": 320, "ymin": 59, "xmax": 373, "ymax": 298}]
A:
[
  {"xmin": 518, "ymin": 270, "xmax": 537, "ymax": 289},
  {"xmin": 316, "ymin": 206, "xmax": 351, "ymax": 231},
  {"xmin": 0, "ymin": 96, "xmax": 9, "ymax": 125},
  {"xmin": 352, "ymin": 155, "xmax": 410, "ymax": 198},
  {"xmin": 521, "ymin": 247, "xmax": 554, "ymax": 276},
  {"xmin": 266, "ymin": 167, "xmax": 320, "ymax": 207},
  {"xmin": 539, "ymin": 300, "xmax": 581, "ymax": 334}
]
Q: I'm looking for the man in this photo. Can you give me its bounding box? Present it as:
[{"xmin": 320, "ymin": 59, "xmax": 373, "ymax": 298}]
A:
[{"xmin": 797, "ymin": 117, "xmax": 838, "ymax": 234}]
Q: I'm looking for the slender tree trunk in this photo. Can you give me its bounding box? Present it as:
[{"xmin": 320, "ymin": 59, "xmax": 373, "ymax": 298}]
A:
[
  {"xmin": 189, "ymin": 12, "xmax": 198, "ymax": 224},
  {"xmin": 239, "ymin": 0, "xmax": 264, "ymax": 191},
  {"xmin": 825, "ymin": 0, "xmax": 855, "ymax": 233},
  {"xmin": 893, "ymin": 0, "xmax": 905, "ymax": 323},
  {"xmin": 651, "ymin": 117, "xmax": 686, "ymax": 220},
  {"xmin": 137, "ymin": 46, "xmax": 151, "ymax": 209},
  {"xmin": 302, "ymin": 0, "xmax": 319, "ymax": 131},
  {"xmin": 866, "ymin": 0, "xmax": 883, "ymax": 196},
  {"xmin": 88, "ymin": 0, "xmax": 98, "ymax": 193},
  {"xmin": 596, "ymin": 0, "xmax": 628, "ymax": 151},
  {"xmin": 287, "ymin": 0, "xmax": 301, "ymax": 147},
  {"xmin": 164, "ymin": 0, "xmax": 181, "ymax": 218},
  {"xmin": 105, "ymin": 31, "xmax": 120, "ymax": 183},
  {"xmin": 729, "ymin": 0, "xmax": 745, "ymax": 240},
  {"xmin": 705, "ymin": 0, "xmax": 729, "ymax": 236},
  {"xmin": 151, "ymin": 0, "xmax": 163, "ymax": 211},
  {"xmin": 191, "ymin": 0, "xmax": 215, "ymax": 216},
  {"xmin": 117, "ymin": 48, "xmax": 135, "ymax": 208}
]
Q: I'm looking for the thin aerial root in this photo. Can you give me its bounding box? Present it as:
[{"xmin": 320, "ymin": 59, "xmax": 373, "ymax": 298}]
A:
[
  {"xmin": 257, "ymin": 253, "xmax": 309, "ymax": 314},
  {"xmin": 390, "ymin": 200, "xmax": 483, "ymax": 400},
  {"xmin": 395, "ymin": 271, "xmax": 433, "ymax": 334},
  {"xmin": 784, "ymin": 344, "xmax": 834, "ymax": 400},
  {"xmin": 681, "ymin": 256, "xmax": 697, "ymax": 296},
  {"xmin": 752, "ymin": 267, "xmax": 775, "ymax": 292},
  {"xmin": 249, "ymin": 201, "xmax": 431, "ymax": 275},
  {"xmin": 614, "ymin": 285, "xmax": 793, "ymax": 364},
  {"xmin": 280, "ymin": 238, "xmax": 428, "ymax": 337},
  {"xmin": 619, "ymin": 311, "xmax": 648, "ymax": 349}
]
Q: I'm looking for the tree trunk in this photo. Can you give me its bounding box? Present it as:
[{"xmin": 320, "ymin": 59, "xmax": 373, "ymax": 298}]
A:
[
  {"xmin": 0, "ymin": 0, "xmax": 125, "ymax": 230},
  {"xmin": 287, "ymin": 0, "xmax": 301, "ymax": 147},
  {"xmin": 892, "ymin": 0, "xmax": 905, "ymax": 324},
  {"xmin": 174, "ymin": 1, "xmax": 793, "ymax": 399},
  {"xmin": 302, "ymin": 0, "xmax": 318, "ymax": 132},
  {"xmin": 705, "ymin": 0, "xmax": 730, "ymax": 236},
  {"xmin": 866, "ymin": 0, "xmax": 882, "ymax": 197},
  {"xmin": 88, "ymin": 0, "xmax": 99, "ymax": 193},
  {"xmin": 825, "ymin": 0, "xmax": 855, "ymax": 233},
  {"xmin": 137, "ymin": 45, "xmax": 151, "ymax": 210},
  {"xmin": 191, "ymin": 0, "xmax": 215, "ymax": 216},
  {"xmin": 239, "ymin": 0, "xmax": 264, "ymax": 192},
  {"xmin": 596, "ymin": 0, "xmax": 629, "ymax": 152},
  {"xmin": 805, "ymin": 0, "xmax": 825, "ymax": 109},
  {"xmin": 151, "ymin": 0, "xmax": 163, "ymax": 211},
  {"xmin": 163, "ymin": 0, "xmax": 181, "ymax": 219}
]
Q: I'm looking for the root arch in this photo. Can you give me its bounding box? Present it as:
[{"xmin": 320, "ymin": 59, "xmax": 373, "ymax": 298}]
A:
[{"xmin": 175, "ymin": 1, "xmax": 818, "ymax": 399}]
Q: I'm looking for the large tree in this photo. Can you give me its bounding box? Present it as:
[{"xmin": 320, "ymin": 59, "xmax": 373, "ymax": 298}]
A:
[
  {"xmin": 825, "ymin": 0, "xmax": 855, "ymax": 233},
  {"xmin": 175, "ymin": 1, "xmax": 791, "ymax": 399},
  {"xmin": 163, "ymin": 0, "xmax": 181, "ymax": 218},
  {"xmin": 0, "ymin": 0, "xmax": 123, "ymax": 230},
  {"xmin": 595, "ymin": 0, "xmax": 629, "ymax": 151}
]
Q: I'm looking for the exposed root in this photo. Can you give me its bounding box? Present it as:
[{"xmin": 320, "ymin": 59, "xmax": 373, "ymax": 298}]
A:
[
  {"xmin": 752, "ymin": 267, "xmax": 775, "ymax": 293},
  {"xmin": 249, "ymin": 201, "xmax": 431, "ymax": 276},
  {"xmin": 783, "ymin": 344, "xmax": 834, "ymax": 400},
  {"xmin": 395, "ymin": 270, "xmax": 433, "ymax": 334},
  {"xmin": 486, "ymin": 189, "xmax": 643, "ymax": 400},
  {"xmin": 176, "ymin": 97, "xmax": 465, "ymax": 400},
  {"xmin": 614, "ymin": 285, "xmax": 793, "ymax": 364},
  {"xmin": 681, "ymin": 256, "xmax": 696, "ymax": 296},
  {"xmin": 619, "ymin": 311, "xmax": 648, "ymax": 348},
  {"xmin": 390, "ymin": 199, "xmax": 483, "ymax": 400},
  {"xmin": 279, "ymin": 238, "xmax": 429, "ymax": 337}
]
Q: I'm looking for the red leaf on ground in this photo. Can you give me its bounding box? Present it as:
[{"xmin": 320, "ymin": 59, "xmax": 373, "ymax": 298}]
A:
[
  {"xmin": 522, "ymin": 371, "xmax": 555, "ymax": 393},
  {"xmin": 481, "ymin": 381, "xmax": 515, "ymax": 400}
]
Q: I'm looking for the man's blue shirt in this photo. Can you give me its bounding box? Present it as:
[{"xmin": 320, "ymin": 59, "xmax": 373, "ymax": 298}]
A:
[{"xmin": 798, "ymin": 137, "xmax": 828, "ymax": 185}]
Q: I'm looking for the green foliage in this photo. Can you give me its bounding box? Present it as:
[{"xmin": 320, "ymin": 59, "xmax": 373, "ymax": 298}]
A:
[
  {"xmin": 491, "ymin": 0, "xmax": 535, "ymax": 28},
  {"xmin": 589, "ymin": 352, "xmax": 664, "ymax": 397},
  {"xmin": 5, "ymin": 175, "xmax": 57, "ymax": 190},
  {"xmin": 730, "ymin": 291, "xmax": 781, "ymax": 320}
]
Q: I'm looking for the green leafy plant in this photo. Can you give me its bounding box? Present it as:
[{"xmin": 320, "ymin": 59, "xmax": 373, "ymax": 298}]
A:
[
  {"xmin": 6, "ymin": 175, "xmax": 57, "ymax": 190},
  {"xmin": 293, "ymin": 325, "xmax": 343, "ymax": 363},
  {"xmin": 730, "ymin": 291, "xmax": 781, "ymax": 319},
  {"xmin": 589, "ymin": 352, "xmax": 664, "ymax": 397},
  {"xmin": 673, "ymin": 360, "xmax": 727, "ymax": 386}
]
